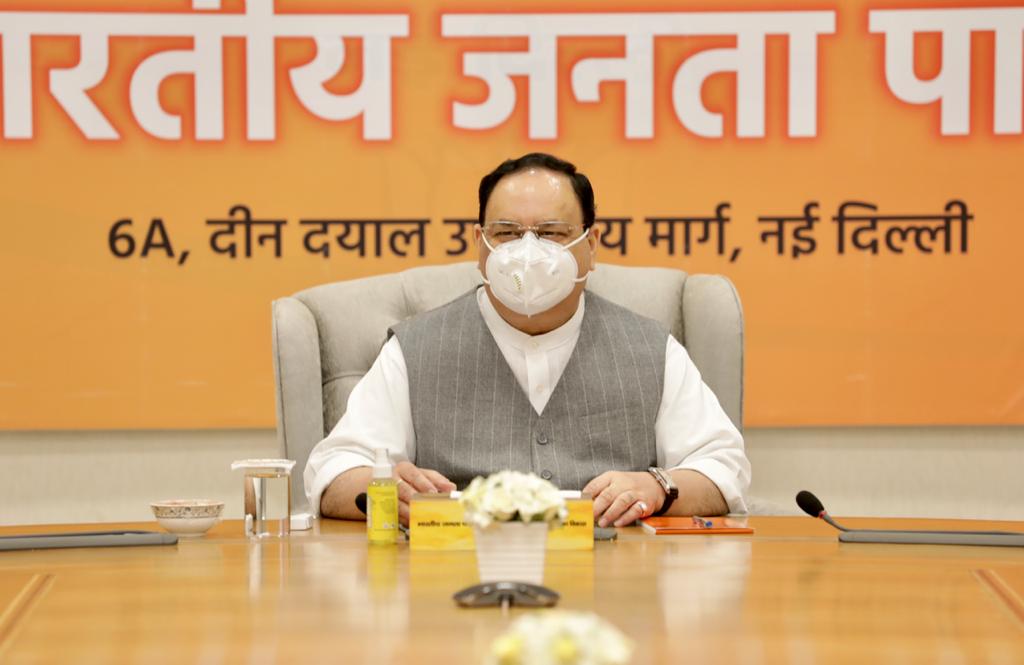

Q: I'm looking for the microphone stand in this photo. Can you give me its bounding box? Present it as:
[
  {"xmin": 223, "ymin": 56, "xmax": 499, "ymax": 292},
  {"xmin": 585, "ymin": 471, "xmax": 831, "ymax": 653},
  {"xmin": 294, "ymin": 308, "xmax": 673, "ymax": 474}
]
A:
[{"xmin": 797, "ymin": 490, "xmax": 1024, "ymax": 547}]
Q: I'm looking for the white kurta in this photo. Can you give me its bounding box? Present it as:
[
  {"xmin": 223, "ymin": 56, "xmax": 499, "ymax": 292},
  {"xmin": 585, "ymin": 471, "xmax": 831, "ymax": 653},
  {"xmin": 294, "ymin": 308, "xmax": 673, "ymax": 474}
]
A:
[{"xmin": 305, "ymin": 289, "xmax": 751, "ymax": 515}]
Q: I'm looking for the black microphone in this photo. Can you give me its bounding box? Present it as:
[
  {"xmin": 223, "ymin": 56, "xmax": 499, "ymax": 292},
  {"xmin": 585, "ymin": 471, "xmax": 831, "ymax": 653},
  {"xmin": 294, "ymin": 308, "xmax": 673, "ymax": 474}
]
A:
[
  {"xmin": 794, "ymin": 490, "xmax": 1024, "ymax": 547},
  {"xmin": 796, "ymin": 490, "xmax": 849, "ymax": 532}
]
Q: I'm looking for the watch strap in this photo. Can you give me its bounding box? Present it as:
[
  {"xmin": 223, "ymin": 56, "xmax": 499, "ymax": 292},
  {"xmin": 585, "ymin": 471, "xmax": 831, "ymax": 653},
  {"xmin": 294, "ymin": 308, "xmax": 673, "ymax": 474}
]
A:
[{"xmin": 648, "ymin": 467, "xmax": 678, "ymax": 516}]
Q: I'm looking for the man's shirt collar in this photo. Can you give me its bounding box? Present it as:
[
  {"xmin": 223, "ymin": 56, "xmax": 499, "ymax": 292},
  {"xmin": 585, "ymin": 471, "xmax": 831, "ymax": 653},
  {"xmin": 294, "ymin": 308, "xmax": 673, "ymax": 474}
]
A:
[{"xmin": 476, "ymin": 286, "xmax": 585, "ymax": 352}]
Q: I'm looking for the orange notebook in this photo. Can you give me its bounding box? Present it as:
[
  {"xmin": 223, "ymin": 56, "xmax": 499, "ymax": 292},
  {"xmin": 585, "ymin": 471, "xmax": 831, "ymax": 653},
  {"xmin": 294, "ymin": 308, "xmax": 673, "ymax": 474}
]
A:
[{"xmin": 640, "ymin": 516, "xmax": 754, "ymax": 535}]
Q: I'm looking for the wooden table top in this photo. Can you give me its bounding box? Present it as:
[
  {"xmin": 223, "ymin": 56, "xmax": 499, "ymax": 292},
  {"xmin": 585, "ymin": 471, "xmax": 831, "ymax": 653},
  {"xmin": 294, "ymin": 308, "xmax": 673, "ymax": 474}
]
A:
[{"xmin": 1, "ymin": 516, "xmax": 1022, "ymax": 664}]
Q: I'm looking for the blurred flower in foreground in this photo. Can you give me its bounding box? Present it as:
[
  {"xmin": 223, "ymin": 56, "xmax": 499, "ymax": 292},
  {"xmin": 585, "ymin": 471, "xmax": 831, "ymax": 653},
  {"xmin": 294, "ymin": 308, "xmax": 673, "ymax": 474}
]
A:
[{"xmin": 487, "ymin": 611, "xmax": 634, "ymax": 665}]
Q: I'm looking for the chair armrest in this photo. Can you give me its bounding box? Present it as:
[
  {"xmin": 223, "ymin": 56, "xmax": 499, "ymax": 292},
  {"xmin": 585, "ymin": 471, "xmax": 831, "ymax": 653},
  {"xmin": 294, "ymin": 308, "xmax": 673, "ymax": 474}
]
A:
[
  {"xmin": 681, "ymin": 275, "xmax": 744, "ymax": 429},
  {"xmin": 272, "ymin": 296, "xmax": 325, "ymax": 510}
]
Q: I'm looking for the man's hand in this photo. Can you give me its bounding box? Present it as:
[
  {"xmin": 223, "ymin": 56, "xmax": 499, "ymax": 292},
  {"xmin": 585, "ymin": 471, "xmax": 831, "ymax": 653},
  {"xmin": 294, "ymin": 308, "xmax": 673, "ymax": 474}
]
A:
[
  {"xmin": 320, "ymin": 461, "xmax": 457, "ymax": 524},
  {"xmin": 583, "ymin": 471, "xmax": 666, "ymax": 528},
  {"xmin": 394, "ymin": 461, "xmax": 457, "ymax": 526}
]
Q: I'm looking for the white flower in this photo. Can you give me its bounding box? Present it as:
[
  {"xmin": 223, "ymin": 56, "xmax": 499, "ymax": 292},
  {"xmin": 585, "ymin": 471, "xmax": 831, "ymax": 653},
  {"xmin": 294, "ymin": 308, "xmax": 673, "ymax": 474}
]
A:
[
  {"xmin": 459, "ymin": 470, "xmax": 568, "ymax": 529},
  {"xmin": 486, "ymin": 611, "xmax": 634, "ymax": 665}
]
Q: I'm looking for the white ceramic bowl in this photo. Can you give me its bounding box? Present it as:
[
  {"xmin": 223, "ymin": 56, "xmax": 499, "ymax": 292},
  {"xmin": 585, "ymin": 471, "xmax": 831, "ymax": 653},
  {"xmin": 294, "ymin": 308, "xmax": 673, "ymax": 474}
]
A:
[{"xmin": 150, "ymin": 499, "xmax": 224, "ymax": 537}]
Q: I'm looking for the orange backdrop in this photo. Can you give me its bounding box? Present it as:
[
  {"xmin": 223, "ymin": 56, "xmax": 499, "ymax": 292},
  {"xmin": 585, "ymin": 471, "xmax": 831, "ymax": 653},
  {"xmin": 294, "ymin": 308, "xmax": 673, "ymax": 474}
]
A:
[{"xmin": 1, "ymin": 0, "xmax": 1021, "ymax": 429}]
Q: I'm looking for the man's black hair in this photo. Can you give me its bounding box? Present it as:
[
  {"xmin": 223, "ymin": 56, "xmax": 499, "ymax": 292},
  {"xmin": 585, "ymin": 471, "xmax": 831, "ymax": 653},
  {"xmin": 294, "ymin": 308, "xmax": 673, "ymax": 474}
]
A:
[{"xmin": 478, "ymin": 152, "xmax": 596, "ymax": 229}]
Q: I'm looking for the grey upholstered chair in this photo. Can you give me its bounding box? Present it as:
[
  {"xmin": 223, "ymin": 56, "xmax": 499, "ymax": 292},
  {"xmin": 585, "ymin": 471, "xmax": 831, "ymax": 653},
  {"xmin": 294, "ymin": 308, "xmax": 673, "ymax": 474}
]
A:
[{"xmin": 272, "ymin": 262, "xmax": 743, "ymax": 510}]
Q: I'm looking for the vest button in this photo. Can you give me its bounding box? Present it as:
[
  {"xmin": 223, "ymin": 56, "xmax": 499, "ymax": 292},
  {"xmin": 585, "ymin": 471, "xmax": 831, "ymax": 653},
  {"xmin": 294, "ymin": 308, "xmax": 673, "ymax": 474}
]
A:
[
  {"xmin": 536, "ymin": 433, "xmax": 549, "ymax": 445},
  {"xmin": 540, "ymin": 470, "xmax": 553, "ymax": 480}
]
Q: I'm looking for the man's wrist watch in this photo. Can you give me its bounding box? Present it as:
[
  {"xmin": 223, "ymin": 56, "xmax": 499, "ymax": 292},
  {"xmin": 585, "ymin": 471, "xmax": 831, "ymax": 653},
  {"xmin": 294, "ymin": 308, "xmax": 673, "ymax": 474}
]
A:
[{"xmin": 647, "ymin": 467, "xmax": 679, "ymax": 516}]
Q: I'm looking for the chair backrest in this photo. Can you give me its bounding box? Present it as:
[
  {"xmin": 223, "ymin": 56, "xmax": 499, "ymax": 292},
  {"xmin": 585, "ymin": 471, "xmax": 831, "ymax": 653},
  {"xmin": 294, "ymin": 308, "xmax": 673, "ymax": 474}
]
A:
[{"xmin": 272, "ymin": 262, "xmax": 743, "ymax": 509}]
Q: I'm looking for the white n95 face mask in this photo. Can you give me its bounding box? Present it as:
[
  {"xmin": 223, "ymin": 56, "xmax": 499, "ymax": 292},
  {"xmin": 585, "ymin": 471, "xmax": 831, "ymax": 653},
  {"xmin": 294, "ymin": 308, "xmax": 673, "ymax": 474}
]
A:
[{"xmin": 481, "ymin": 228, "xmax": 591, "ymax": 317}]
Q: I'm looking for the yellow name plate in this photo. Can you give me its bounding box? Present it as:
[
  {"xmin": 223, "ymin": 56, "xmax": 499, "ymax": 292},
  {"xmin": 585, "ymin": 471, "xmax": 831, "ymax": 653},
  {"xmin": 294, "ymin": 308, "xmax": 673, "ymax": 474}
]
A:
[{"xmin": 409, "ymin": 494, "xmax": 594, "ymax": 551}]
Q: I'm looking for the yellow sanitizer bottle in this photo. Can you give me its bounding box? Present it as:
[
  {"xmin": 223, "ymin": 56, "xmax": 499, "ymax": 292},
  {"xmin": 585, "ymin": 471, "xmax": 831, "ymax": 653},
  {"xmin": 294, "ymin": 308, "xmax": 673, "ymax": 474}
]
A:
[{"xmin": 367, "ymin": 448, "xmax": 398, "ymax": 545}]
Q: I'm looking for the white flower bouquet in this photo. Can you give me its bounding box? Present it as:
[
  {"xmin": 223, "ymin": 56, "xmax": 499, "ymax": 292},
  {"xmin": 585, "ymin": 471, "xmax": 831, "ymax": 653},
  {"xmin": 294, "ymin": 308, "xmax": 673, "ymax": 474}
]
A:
[
  {"xmin": 459, "ymin": 470, "xmax": 568, "ymax": 529},
  {"xmin": 487, "ymin": 611, "xmax": 634, "ymax": 665}
]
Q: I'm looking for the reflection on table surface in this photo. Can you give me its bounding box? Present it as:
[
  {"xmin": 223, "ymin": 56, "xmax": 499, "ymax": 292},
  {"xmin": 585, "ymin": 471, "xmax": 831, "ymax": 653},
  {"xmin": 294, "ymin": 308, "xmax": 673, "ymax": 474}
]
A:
[{"xmin": 1, "ymin": 517, "xmax": 1022, "ymax": 664}]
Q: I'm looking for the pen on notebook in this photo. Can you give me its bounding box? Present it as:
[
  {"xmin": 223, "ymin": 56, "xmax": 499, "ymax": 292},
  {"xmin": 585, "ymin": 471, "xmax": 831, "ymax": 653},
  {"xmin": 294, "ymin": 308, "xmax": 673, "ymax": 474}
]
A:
[{"xmin": 691, "ymin": 516, "xmax": 713, "ymax": 528}]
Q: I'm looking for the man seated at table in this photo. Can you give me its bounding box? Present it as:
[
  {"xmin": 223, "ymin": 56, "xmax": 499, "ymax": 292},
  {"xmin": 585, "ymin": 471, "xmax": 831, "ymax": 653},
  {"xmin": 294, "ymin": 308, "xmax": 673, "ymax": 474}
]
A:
[{"xmin": 305, "ymin": 152, "xmax": 750, "ymax": 528}]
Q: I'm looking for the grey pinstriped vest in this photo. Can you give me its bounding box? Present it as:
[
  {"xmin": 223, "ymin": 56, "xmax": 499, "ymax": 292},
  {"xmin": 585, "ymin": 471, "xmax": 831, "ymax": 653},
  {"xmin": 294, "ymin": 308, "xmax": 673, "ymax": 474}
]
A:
[{"xmin": 389, "ymin": 289, "xmax": 667, "ymax": 490}]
